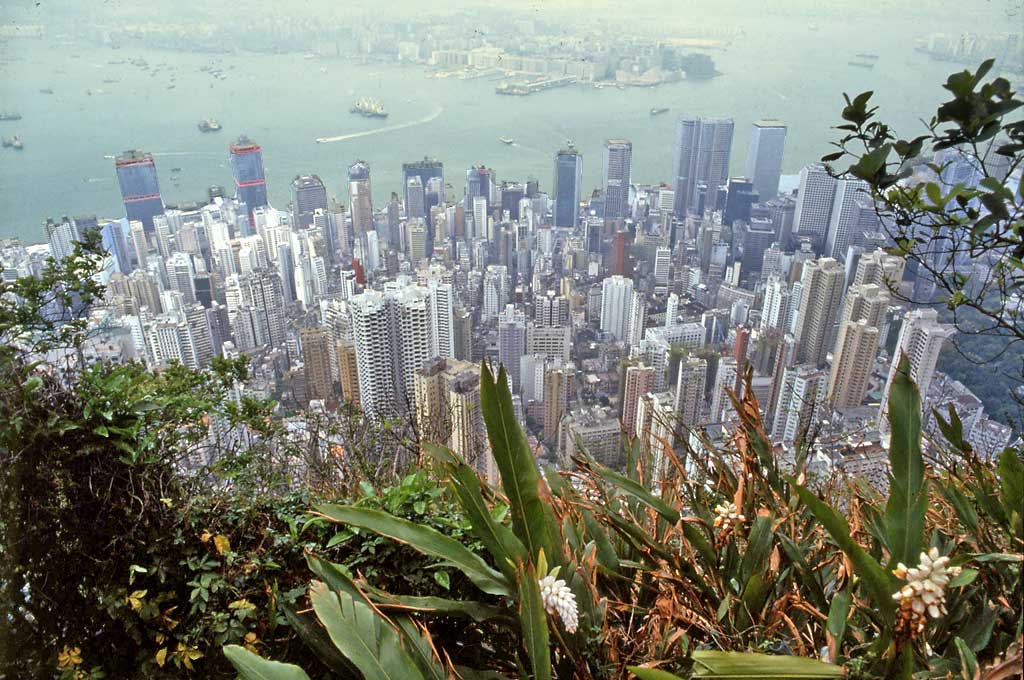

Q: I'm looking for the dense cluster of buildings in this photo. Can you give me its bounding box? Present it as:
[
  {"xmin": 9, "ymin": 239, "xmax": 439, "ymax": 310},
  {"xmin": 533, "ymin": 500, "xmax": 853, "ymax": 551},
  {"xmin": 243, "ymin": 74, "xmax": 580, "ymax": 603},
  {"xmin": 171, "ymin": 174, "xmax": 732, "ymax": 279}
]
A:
[{"xmin": 3, "ymin": 112, "xmax": 1018, "ymax": 484}]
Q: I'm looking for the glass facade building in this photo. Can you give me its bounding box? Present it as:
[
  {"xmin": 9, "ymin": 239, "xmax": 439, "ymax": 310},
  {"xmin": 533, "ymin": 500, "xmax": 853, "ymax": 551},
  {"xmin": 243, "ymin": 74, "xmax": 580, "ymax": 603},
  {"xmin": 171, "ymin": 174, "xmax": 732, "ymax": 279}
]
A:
[
  {"xmin": 230, "ymin": 136, "xmax": 269, "ymax": 224},
  {"xmin": 553, "ymin": 148, "xmax": 582, "ymax": 228},
  {"xmin": 115, "ymin": 150, "xmax": 164, "ymax": 232}
]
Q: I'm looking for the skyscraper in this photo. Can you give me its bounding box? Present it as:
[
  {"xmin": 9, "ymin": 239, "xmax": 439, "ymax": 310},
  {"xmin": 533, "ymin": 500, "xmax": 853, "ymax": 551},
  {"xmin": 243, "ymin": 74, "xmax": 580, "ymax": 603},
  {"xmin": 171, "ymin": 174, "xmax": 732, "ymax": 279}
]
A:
[
  {"xmin": 348, "ymin": 161, "xmax": 374, "ymax": 240},
  {"xmin": 828, "ymin": 284, "xmax": 890, "ymax": 408},
  {"xmin": 674, "ymin": 356, "xmax": 707, "ymax": 430},
  {"xmin": 115, "ymin": 150, "xmax": 164, "ymax": 232},
  {"xmin": 792, "ymin": 257, "xmax": 845, "ymax": 368},
  {"xmin": 553, "ymin": 147, "xmax": 583, "ymax": 228},
  {"xmin": 465, "ymin": 166, "xmax": 492, "ymax": 209},
  {"xmin": 350, "ymin": 290, "xmax": 397, "ymax": 419},
  {"xmin": 600, "ymin": 275, "xmax": 634, "ymax": 341},
  {"xmin": 744, "ymin": 120, "xmax": 787, "ymax": 202},
  {"xmin": 498, "ymin": 304, "xmax": 527, "ymax": 391},
  {"xmin": 771, "ymin": 365, "xmax": 828, "ymax": 443},
  {"xmin": 792, "ymin": 164, "xmax": 837, "ymax": 247},
  {"xmin": 405, "ymin": 176, "xmax": 426, "ymax": 221},
  {"xmin": 229, "ymin": 136, "xmax": 269, "ymax": 225},
  {"xmin": 290, "ymin": 175, "xmax": 327, "ymax": 230},
  {"xmin": 622, "ymin": 364, "xmax": 656, "ymax": 435},
  {"xmin": 672, "ymin": 117, "xmax": 735, "ymax": 218},
  {"xmin": 878, "ymin": 309, "xmax": 955, "ymax": 424},
  {"xmin": 392, "ymin": 286, "xmax": 436, "ymax": 413},
  {"xmin": 825, "ymin": 178, "xmax": 872, "ymax": 261},
  {"xmin": 402, "ymin": 158, "xmax": 444, "ymax": 227},
  {"xmin": 602, "ymin": 139, "xmax": 633, "ymax": 221},
  {"xmin": 301, "ymin": 327, "xmax": 334, "ymax": 403}
]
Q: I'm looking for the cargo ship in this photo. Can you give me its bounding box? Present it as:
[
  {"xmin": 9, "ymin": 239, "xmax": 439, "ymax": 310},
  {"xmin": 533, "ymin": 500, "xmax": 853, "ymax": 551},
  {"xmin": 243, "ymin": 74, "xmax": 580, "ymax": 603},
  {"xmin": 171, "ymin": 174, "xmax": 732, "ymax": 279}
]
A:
[
  {"xmin": 2, "ymin": 136, "xmax": 24, "ymax": 150},
  {"xmin": 198, "ymin": 118, "xmax": 222, "ymax": 132},
  {"xmin": 0, "ymin": 112, "xmax": 22, "ymax": 121},
  {"xmin": 650, "ymin": 107, "xmax": 670, "ymax": 115},
  {"xmin": 350, "ymin": 97, "xmax": 388, "ymax": 118}
]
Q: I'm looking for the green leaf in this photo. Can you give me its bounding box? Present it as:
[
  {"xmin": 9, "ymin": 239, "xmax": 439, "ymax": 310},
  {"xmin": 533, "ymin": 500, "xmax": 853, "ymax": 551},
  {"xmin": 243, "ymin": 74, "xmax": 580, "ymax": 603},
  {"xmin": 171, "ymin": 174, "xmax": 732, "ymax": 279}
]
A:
[
  {"xmin": 516, "ymin": 564, "xmax": 552, "ymax": 680},
  {"xmin": 955, "ymin": 638, "xmax": 979, "ymax": 680},
  {"xmin": 793, "ymin": 484, "xmax": 894, "ymax": 617},
  {"xmin": 281, "ymin": 602, "xmax": 358, "ymax": 677},
  {"xmin": 826, "ymin": 589, "xmax": 851, "ymax": 652},
  {"xmin": 739, "ymin": 514, "xmax": 774, "ymax": 585},
  {"xmin": 949, "ymin": 568, "xmax": 979, "ymax": 588},
  {"xmin": 309, "ymin": 581, "xmax": 425, "ymax": 680},
  {"xmin": 690, "ymin": 651, "xmax": 845, "ymax": 678},
  {"xmin": 222, "ymin": 645, "xmax": 311, "ymax": 680},
  {"xmin": 884, "ymin": 354, "xmax": 927, "ymax": 567},
  {"xmin": 628, "ymin": 669, "xmax": 686, "ymax": 680},
  {"xmin": 479, "ymin": 361, "xmax": 561, "ymax": 563},
  {"xmin": 315, "ymin": 504, "xmax": 510, "ymax": 596},
  {"xmin": 432, "ymin": 570, "xmax": 450, "ymax": 590},
  {"xmin": 997, "ymin": 448, "xmax": 1023, "ymax": 530}
]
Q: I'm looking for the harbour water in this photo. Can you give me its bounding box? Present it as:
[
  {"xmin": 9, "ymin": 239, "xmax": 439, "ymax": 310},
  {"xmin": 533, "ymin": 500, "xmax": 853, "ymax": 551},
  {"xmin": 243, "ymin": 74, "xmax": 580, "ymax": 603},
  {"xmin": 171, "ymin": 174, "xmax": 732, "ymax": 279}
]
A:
[{"xmin": 0, "ymin": 19, "xmax": 1006, "ymax": 244}]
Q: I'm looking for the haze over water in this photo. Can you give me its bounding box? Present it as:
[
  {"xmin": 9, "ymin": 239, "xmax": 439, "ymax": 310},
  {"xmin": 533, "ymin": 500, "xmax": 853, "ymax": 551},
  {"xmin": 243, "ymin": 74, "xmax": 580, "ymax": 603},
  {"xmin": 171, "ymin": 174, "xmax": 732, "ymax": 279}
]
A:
[{"xmin": 0, "ymin": 2, "xmax": 1017, "ymax": 244}]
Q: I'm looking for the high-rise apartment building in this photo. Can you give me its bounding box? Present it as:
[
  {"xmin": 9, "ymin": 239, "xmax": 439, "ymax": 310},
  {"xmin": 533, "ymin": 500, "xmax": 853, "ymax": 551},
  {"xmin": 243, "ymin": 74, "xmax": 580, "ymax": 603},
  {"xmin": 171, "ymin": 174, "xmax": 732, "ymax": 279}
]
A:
[
  {"xmin": 792, "ymin": 164, "xmax": 837, "ymax": 246},
  {"xmin": 792, "ymin": 257, "xmax": 845, "ymax": 367},
  {"xmin": 771, "ymin": 365, "xmax": 829, "ymax": 443},
  {"xmin": 534, "ymin": 290, "xmax": 570, "ymax": 327},
  {"xmin": 349, "ymin": 290, "xmax": 396, "ymax": 419},
  {"xmin": 622, "ymin": 364, "xmax": 656, "ymax": 435},
  {"xmin": 301, "ymin": 327, "xmax": 334, "ymax": 403},
  {"xmin": 497, "ymin": 305, "xmax": 527, "ymax": 391},
  {"xmin": 744, "ymin": 119, "xmax": 787, "ymax": 201},
  {"xmin": 879, "ymin": 309, "xmax": 955, "ymax": 424},
  {"xmin": 828, "ymin": 283, "xmax": 890, "ymax": 407},
  {"xmin": 602, "ymin": 139, "xmax": 633, "ymax": 221},
  {"xmin": 674, "ymin": 356, "xmax": 707, "ymax": 430},
  {"xmin": 709, "ymin": 356, "xmax": 739, "ymax": 422},
  {"xmin": 553, "ymin": 147, "xmax": 583, "ymax": 228},
  {"xmin": 115, "ymin": 150, "xmax": 165, "ymax": 232},
  {"xmin": 672, "ymin": 117, "xmax": 734, "ymax": 217}
]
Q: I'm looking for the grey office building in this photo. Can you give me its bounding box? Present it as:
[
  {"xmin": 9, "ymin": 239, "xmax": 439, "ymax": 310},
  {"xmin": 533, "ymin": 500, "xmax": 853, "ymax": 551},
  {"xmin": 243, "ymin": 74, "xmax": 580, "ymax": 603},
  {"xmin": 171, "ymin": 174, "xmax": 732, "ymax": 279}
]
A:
[
  {"xmin": 744, "ymin": 120, "xmax": 787, "ymax": 202},
  {"xmin": 603, "ymin": 139, "xmax": 632, "ymax": 221},
  {"xmin": 290, "ymin": 175, "xmax": 327, "ymax": 230},
  {"xmin": 672, "ymin": 116, "xmax": 734, "ymax": 218},
  {"xmin": 553, "ymin": 147, "xmax": 583, "ymax": 228}
]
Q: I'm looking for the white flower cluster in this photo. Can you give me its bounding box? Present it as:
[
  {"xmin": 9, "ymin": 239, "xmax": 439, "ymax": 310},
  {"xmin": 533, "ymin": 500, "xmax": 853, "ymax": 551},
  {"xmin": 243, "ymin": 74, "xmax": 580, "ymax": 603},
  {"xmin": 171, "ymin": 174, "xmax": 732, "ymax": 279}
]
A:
[
  {"xmin": 892, "ymin": 547, "xmax": 961, "ymax": 634},
  {"xmin": 539, "ymin": 574, "xmax": 578, "ymax": 633},
  {"xmin": 713, "ymin": 502, "xmax": 745, "ymax": 532}
]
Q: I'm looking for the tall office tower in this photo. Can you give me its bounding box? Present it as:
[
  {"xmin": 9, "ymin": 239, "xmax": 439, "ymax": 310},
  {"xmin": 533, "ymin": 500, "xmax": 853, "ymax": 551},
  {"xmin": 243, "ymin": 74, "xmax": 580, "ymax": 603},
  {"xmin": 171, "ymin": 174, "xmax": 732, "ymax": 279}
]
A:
[
  {"xmin": 666, "ymin": 293, "xmax": 680, "ymax": 327},
  {"xmin": 600, "ymin": 274, "xmax": 635, "ymax": 341},
  {"xmin": 626, "ymin": 290, "xmax": 647, "ymax": 349},
  {"xmin": 878, "ymin": 309, "xmax": 955, "ymax": 423},
  {"xmin": 99, "ymin": 219, "xmax": 130, "ymax": 274},
  {"xmin": 337, "ymin": 340, "xmax": 361, "ymax": 408},
  {"xmin": 392, "ymin": 286, "xmax": 435, "ymax": 413},
  {"xmin": 672, "ymin": 116, "xmax": 735, "ymax": 217},
  {"xmin": 406, "ymin": 219, "xmax": 428, "ymax": 266},
  {"xmin": 183, "ymin": 302, "xmax": 215, "ymax": 367},
  {"xmin": 291, "ymin": 175, "xmax": 327, "ymax": 230},
  {"xmin": 499, "ymin": 182, "xmax": 525, "ymax": 220},
  {"xmin": 744, "ymin": 120, "xmax": 787, "ymax": 202},
  {"xmin": 465, "ymin": 166, "xmax": 492, "ymax": 209},
  {"xmin": 553, "ymin": 147, "xmax": 583, "ymax": 228},
  {"xmin": 825, "ymin": 178, "xmax": 871, "ymax": 260},
  {"xmin": 723, "ymin": 177, "xmax": 759, "ymax": 226},
  {"xmin": 238, "ymin": 268, "xmax": 286, "ymax": 351},
  {"xmin": 349, "ymin": 291, "xmax": 396, "ymax": 419},
  {"xmin": 44, "ymin": 217, "xmax": 80, "ymax": 262},
  {"xmin": 348, "ymin": 161, "xmax": 374, "ymax": 240},
  {"xmin": 709, "ymin": 356, "xmax": 739, "ymax": 422},
  {"xmin": 792, "ymin": 257, "xmax": 845, "ymax": 367},
  {"xmin": 534, "ymin": 290, "xmax": 570, "ymax": 327},
  {"xmin": 737, "ymin": 217, "xmax": 777, "ymax": 275},
  {"xmin": 497, "ymin": 305, "xmax": 527, "ymax": 391},
  {"xmin": 622, "ymin": 364, "xmax": 656, "ymax": 435},
  {"xmin": 454, "ymin": 308, "xmax": 473, "ymax": 361},
  {"xmin": 301, "ymin": 327, "xmax": 334, "ymax": 403},
  {"xmin": 472, "ymin": 196, "xmax": 489, "ymax": 243},
  {"xmin": 427, "ymin": 279, "xmax": 455, "ymax": 359},
  {"xmin": 770, "ymin": 365, "xmax": 828, "ymax": 443},
  {"xmin": 167, "ymin": 252, "xmax": 197, "ymax": 304},
  {"xmin": 674, "ymin": 356, "xmax": 707, "ymax": 429},
  {"xmin": 602, "ymin": 139, "xmax": 633, "ymax": 221},
  {"xmin": 542, "ymin": 365, "xmax": 570, "ymax": 443},
  {"xmin": 229, "ymin": 136, "xmax": 268, "ymax": 225},
  {"xmin": 792, "ymin": 164, "xmax": 838, "ymax": 247},
  {"xmin": 402, "ymin": 158, "xmax": 444, "ymax": 227},
  {"xmin": 653, "ymin": 247, "xmax": 672, "ymax": 293},
  {"xmin": 115, "ymin": 150, "xmax": 164, "ymax": 232},
  {"xmin": 406, "ymin": 176, "xmax": 426, "ymax": 221},
  {"xmin": 827, "ymin": 284, "xmax": 890, "ymax": 407},
  {"xmin": 482, "ymin": 265, "xmax": 509, "ymax": 321},
  {"xmin": 853, "ymin": 248, "xmax": 906, "ymax": 289}
]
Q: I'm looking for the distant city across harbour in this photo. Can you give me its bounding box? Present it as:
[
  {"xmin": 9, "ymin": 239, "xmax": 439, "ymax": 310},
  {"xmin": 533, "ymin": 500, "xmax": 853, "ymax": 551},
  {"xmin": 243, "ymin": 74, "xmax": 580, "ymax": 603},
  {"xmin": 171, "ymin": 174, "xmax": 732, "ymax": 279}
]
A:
[{"xmin": 0, "ymin": 23, "xmax": 981, "ymax": 244}]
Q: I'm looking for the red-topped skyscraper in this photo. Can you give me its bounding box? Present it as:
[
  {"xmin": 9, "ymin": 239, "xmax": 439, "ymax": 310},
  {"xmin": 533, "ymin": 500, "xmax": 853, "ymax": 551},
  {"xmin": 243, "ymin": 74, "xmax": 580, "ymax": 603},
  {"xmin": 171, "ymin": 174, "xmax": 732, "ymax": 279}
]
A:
[{"xmin": 229, "ymin": 136, "xmax": 269, "ymax": 227}]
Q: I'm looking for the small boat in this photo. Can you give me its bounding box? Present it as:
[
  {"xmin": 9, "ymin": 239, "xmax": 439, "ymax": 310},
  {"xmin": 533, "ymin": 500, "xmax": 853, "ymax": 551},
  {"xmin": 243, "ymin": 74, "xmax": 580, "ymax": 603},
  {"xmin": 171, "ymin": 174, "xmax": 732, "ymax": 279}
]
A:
[
  {"xmin": 2, "ymin": 135, "xmax": 24, "ymax": 150},
  {"xmin": 39, "ymin": 88, "xmax": 54, "ymax": 94},
  {"xmin": 855, "ymin": 53, "xmax": 880, "ymax": 60},
  {"xmin": 499, "ymin": 136, "xmax": 515, "ymax": 145},
  {"xmin": 198, "ymin": 118, "xmax": 222, "ymax": 132},
  {"xmin": 848, "ymin": 61, "xmax": 875, "ymax": 69},
  {"xmin": 0, "ymin": 112, "xmax": 21, "ymax": 121},
  {"xmin": 170, "ymin": 167, "xmax": 182, "ymax": 173},
  {"xmin": 650, "ymin": 107, "xmax": 669, "ymax": 115}
]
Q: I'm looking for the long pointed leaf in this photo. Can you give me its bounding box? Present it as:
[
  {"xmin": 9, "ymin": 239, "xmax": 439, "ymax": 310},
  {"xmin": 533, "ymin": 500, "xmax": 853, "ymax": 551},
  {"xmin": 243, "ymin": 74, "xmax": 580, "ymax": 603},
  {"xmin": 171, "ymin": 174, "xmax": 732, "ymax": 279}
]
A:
[
  {"xmin": 690, "ymin": 650, "xmax": 845, "ymax": 678},
  {"xmin": 316, "ymin": 504, "xmax": 510, "ymax": 596},
  {"xmin": 586, "ymin": 457, "xmax": 681, "ymax": 524},
  {"xmin": 884, "ymin": 355, "xmax": 927, "ymax": 567},
  {"xmin": 479, "ymin": 361, "xmax": 561, "ymax": 562},
  {"xmin": 516, "ymin": 564, "xmax": 552, "ymax": 680},
  {"xmin": 223, "ymin": 645, "xmax": 311, "ymax": 680}
]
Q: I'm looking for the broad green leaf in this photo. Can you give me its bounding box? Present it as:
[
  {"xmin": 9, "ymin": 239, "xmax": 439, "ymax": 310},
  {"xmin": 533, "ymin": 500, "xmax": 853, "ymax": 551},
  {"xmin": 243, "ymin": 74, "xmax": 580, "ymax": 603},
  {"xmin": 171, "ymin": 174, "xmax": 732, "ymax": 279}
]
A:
[
  {"xmin": 479, "ymin": 361, "xmax": 561, "ymax": 563},
  {"xmin": 739, "ymin": 514, "xmax": 774, "ymax": 585},
  {"xmin": 309, "ymin": 581, "xmax": 425, "ymax": 680},
  {"xmin": 997, "ymin": 448, "xmax": 1023, "ymax": 537},
  {"xmin": 628, "ymin": 668, "xmax": 686, "ymax": 680},
  {"xmin": 222, "ymin": 645, "xmax": 311, "ymax": 680},
  {"xmin": 516, "ymin": 564, "xmax": 552, "ymax": 680},
  {"xmin": 793, "ymin": 484, "xmax": 894, "ymax": 617},
  {"xmin": 884, "ymin": 355, "xmax": 927, "ymax": 567},
  {"xmin": 826, "ymin": 589, "xmax": 851, "ymax": 653},
  {"xmin": 281, "ymin": 602, "xmax": 358, "ymax": 677},
  {"xmin": 316, "ymin": 505, "xmax": 509, "ymax": 596},
  {"xmin": 955, "ymin": 638, "xmax": 979, "ymax": 680},
  {"xmin": 690, "ymin": 650, "xmax": 845, "ymax": 678}
]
